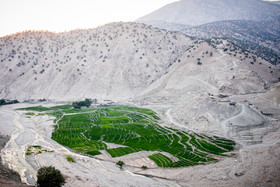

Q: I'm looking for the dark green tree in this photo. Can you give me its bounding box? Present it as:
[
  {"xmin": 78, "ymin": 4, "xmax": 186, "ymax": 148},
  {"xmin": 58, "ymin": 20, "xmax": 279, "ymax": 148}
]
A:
[
  {"xmin": 141, "ymin": 165, "xmax": 147, "ymax": 169},
  {"xmin": 0, "ymin": 99, "xmax": 5, "ymax": 105},
  {"xmin": 116, "ymin": 160, "xmax": 125, "ymax": 168},
  {"xmin": 72, "ymin": 99, "xmax": 92, "ymax": 109},
  {"xmin": 36, "ymin": 166, "xmax": 65, "ymax": 187}
]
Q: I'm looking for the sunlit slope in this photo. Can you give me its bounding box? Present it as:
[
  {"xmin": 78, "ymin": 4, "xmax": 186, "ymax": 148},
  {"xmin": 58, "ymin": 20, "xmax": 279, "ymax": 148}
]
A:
[{"xmin": 0, "ymin": 22, "xmax": 192, "ymax": 101}]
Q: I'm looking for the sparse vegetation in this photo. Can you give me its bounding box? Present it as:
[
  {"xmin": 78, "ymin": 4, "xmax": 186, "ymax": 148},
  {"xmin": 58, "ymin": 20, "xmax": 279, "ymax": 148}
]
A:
[
  {"xmin": 25, "ymin": 112, "xmax": 35, "ymax": 116},
  {"xmin": 116, "ymin": 160, "xmax": 125, "ymax": 168},
  {"xmin": 141, "ymin": 165, "xmax": 148, "ymax": 169},
  {"xmin": 26, "ymin": 145, "xmax": 54, "ymax": 156},
  {"xmin": 66, "ymin": 155, "xmax": 75, "ymax": 163}
]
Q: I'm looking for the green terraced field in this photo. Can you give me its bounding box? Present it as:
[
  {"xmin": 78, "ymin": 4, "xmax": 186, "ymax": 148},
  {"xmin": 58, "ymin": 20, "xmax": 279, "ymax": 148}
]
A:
[{"xmin": 19, "ymin": 104, "xmax": 236, "ymax": 168}]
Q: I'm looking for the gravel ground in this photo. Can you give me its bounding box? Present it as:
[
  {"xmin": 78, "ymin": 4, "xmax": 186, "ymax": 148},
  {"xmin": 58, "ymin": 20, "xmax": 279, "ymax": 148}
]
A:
[{"xmin": 0, "ymin": 99, "xmax": 279, "ymax": 187}]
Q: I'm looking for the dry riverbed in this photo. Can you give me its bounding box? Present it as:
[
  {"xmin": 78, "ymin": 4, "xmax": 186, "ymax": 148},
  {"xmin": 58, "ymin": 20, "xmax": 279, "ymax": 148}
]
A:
[{"xmin": 0, "ymin": 100, "xmax": 279, "ymax": 187}]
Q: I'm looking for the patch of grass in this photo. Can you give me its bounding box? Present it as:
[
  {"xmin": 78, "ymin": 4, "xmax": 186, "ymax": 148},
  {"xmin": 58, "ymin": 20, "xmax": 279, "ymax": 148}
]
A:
[
  {"xmin": 26, "ymin": 152, "xmax": 32, "ymax": 156},
  {"xmin": 26, "ymin": 145, "xmax": 54, "ymax": 156},
  {"xmin": 32, "ymin": 145, "xmax": 42, "ymax": 148},
  {"xmin": 18, "ymin": 106, "xmax": 51, "ymax": 112},
  {"xmin": 85, "ymin": 150, "xmax": 102, "ymax": 156},
  {"xmin": 37, "ymin": 113, "xmax": 46, "ymax": 116},
  {"xmin": 25, "ymin": 112, "xmax": 35, "ymax": 116},
  {"xmin": 66, "ymin": 155, "xmax": 75, "ymax": 163}
]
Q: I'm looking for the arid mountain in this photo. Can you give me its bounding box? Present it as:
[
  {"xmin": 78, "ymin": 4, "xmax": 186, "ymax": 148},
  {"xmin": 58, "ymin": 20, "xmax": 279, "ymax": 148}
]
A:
[
  {"xmin": 269, "ymin": 1, "xmax": 280, "ymax": 5},
  {"xmin": 1, "ymin": 22, "xmax": 280, "ymax": 187},
  {"xmin": 136, "ymin": 0, "xmax": 280, "ymax": 65},
  {"xmin": 0, "ymin": 22, "xmax": 279, "ymax": 101},
  {"xmin": 0, "ymin": 22, "xmax": 192, "ymax": 101},
  {"xmin": 136, "ymin": 0, "xmax": 280, "ymax": 26},
  {"xmin": 183, "ymin": 18, "xmax": 280, "ymax": 64},
  {"xmin": 138, "ymin": 20, "xmax": 190, "ymax": 31}
]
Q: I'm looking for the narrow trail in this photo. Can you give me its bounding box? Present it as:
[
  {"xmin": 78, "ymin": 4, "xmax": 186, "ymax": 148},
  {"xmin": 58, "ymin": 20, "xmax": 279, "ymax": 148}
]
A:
[
  {"xmin": 189, "ymin": 77, "xmax": 219, "ymax": 91},
  {"xmin": 218, "ymin": 59, "xmax": 238, "ymax": 72},
  {"xmin": 166, "ymin": 109, "xmax": 197, "ymax": 151},
  {"xmin": 221, "ymin": 104, "xmax": 245, "ymax": 137},
  {"xmin": 166, "ymin": 108, "xmax": 190, "ymax": 130}
]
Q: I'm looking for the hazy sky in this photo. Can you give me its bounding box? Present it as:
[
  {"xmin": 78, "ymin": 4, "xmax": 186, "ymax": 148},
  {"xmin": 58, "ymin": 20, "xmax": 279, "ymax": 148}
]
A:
[{"xmin": 0, "ymin": 0, "xmax": 178, "ymax": 37}]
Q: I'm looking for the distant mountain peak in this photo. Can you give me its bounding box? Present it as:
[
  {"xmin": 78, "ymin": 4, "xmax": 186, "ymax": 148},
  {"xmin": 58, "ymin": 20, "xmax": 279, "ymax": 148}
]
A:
[{"xmin": 137, "ymin": 0, "xmax": 280, "ymax": 26}]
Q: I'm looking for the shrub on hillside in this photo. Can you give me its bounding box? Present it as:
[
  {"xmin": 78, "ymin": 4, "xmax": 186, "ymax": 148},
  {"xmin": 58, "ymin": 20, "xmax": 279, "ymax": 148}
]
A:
[{"xmin": 0, "ymin": 99, "xmax": 19, "ymax": 106}]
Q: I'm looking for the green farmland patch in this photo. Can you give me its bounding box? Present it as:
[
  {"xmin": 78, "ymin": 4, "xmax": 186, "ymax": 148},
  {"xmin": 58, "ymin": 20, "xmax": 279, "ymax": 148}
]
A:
[{"xmin": 19, "ymin": 105, "xmax": 236, "ymax": 168}]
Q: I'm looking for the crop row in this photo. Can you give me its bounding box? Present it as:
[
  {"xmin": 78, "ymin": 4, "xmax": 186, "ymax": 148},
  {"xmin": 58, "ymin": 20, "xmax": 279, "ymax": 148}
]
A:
[
  {"xmin": 107, "ymin": 147, "xmax": 140, "ymax": 157},
  {"xmin": 19, "ymin": 105, "xmax": 236, "ymax": 168}
]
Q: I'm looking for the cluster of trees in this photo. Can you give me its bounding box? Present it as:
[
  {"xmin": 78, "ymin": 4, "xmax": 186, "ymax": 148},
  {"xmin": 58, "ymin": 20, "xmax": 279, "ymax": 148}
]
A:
[
  {"xmin": 72, "ymin": 99, "xmax": 92, "ymax": 109},
  {"xmin": 0, "ymin": 99, "xmax": 19, "ymax": 106},
  {"xmin": 37, "ymin": 166, "xmax": 65, "ymax": 187}
]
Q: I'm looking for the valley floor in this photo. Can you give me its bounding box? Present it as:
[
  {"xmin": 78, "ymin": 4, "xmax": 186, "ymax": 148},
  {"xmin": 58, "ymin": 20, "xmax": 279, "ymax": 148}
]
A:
[{"xmin": 0, "ymin": 92, "xmax": 280, "ymax": 187}]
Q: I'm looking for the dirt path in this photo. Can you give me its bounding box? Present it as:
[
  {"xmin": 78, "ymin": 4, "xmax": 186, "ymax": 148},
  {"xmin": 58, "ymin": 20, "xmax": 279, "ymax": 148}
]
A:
[
  {"xmin": 221, "ymin": 104, "xmax": 244, "ymax": 136},
  {"xmin": 166, "ymin": 108, "xmax": 190, "ymax": 130},
  {"xmin": 189, "ymin": 77, "xmax": 219, "ymax": 91}
]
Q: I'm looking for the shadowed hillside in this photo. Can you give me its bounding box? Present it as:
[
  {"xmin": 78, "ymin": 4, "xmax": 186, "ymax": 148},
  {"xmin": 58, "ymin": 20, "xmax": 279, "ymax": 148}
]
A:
[
  {"xmin": 137, "ymin": 0, "xmax": 280, "ymax": 26},
  {"xmin": 183, "ymin": 18, "xmax": 280, "ymax": 65}
]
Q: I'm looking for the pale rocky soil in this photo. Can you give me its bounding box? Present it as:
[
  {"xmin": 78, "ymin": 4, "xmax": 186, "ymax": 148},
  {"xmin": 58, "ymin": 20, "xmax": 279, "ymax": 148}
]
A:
[
  {"xmin": 0, "ymin": 22, "xmax": 280, "ymax": 186},
  {"xmin": 0, "ymin": 134, "xmax": 31, "ymax": 187},
  {"xmin": 0, "ymin": 83, "xmax": 279, "ymax": 186},
  {"xmin": 0, "ymin": 22, "xmax": 192, "ymax": 101},
  {"xmin": 0, "ymin": 104, "xmax": 179, "ymax": 187}
]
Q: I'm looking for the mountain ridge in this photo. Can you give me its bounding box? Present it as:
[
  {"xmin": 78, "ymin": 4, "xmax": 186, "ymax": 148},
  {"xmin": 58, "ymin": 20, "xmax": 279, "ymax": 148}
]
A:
[
  {"xmin": 0, "ymin": 22, "xmax": 193, "ymax": 101},
  {"xmin": 183, "ymin": 18, "xmax": 280, "ymax": 64},
  {"xmin": 0, "ymin": 22, "xmax": 279, "ymax": 102},
  {"xmin": 137, "ymin": 0, "xmax": 280, "ymax": 26}
]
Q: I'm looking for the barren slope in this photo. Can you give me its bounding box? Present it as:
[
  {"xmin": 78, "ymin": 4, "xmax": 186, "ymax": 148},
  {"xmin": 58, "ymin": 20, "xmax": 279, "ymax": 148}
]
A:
[
  {"xmin": 0, "ymin": 22, "xmax": 192, "ymax": 101},
  {"xmin": 0, "ymin": 22, "xmax": 280, "ymax": 187}
]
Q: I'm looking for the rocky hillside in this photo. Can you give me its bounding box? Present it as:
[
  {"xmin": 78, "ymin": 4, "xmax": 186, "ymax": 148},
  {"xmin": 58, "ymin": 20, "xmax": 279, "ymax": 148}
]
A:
[
  {"xmin": 0, "ymin": 22, "xmax": 192, "ymax": 101},
  {"xmin": 136, "ymin": 0, "xmax": 280, "ymax": 26},
  {"xmin": 0, "ymin": 22, "xmax": 279, "ymax": 101},
  {"xmin": 183, "ymin": 18, "xmax": 280, "ymax": 64},
  {"xmin": 138, "ymin": 39, "xmax": 280, "ymax": 100},
  {"xmin": 136, "ymin": 39, "xmax": 280, "ymax": 137}
]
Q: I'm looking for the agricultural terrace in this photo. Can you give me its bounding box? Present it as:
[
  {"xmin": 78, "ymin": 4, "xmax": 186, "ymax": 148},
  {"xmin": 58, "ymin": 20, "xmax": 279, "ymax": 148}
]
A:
[{"xmin": 19, "ymin": 105, "xmax": 236, "ymax": 168}]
